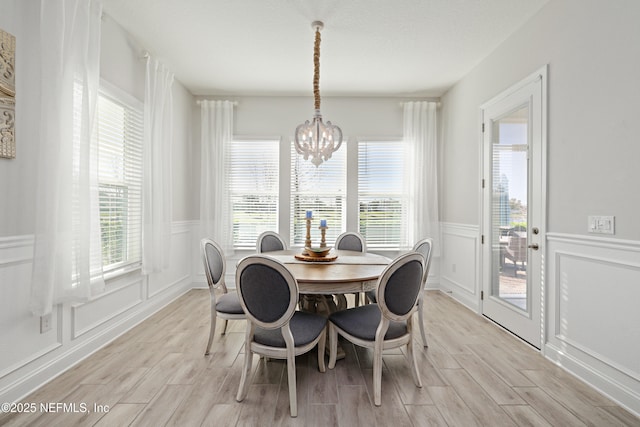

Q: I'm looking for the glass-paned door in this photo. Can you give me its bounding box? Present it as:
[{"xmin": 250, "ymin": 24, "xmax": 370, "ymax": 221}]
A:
[
  {"xmin": 481, "ymin": 67, "xmax": 546, "ymax": 349},
  {"xmin": 491, "ymin": 106, "xmax": 529, "ymax": 310}
]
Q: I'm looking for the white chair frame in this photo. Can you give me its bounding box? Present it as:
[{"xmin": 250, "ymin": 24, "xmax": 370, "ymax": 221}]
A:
[
  {"xmin": 235, "ymin": 255, "xmax": 326, "ymax": 418},
  {"xmin": 413, "ymin": 237, "xmax": 434, "ymax": 348},
  {"xmin": 200, "ymin": 238, "xmax": 245, "ymax": 356},
  {"xmin": 335, "ymin": 231, "xmax": 367, "ymax": 307},
  {"xmin": 256, "ymin": 231, "xmax": 288, "ymax": 253},
  {"xmin": 328, "ymin": 252, "xmax": 424, "ymax": 406}
]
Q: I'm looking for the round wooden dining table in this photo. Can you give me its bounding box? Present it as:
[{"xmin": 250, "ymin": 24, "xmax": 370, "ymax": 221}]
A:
[{"xmin": 261, "ymin": 249, "xmax": 391, "ymax": 295}]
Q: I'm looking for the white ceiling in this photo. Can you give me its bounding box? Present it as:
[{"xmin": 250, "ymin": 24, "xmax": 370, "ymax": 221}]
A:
[{"xmin": 101, "ymin": 0, "xmax": 550, "ymax": 97}]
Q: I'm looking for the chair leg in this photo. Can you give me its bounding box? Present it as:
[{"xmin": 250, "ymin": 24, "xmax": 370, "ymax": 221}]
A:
[
  {"xmin": 317, "ymin": 329, "xmax": 326, "ymax": 373},
  {"xmin": 221, "ymin": 319, "xmax": 229, "ymax": 335},
  {"xmin": 205, "ymin": 311, "xmax": 217, "ymax": 356},
  {"xmin": 417, "ymin": 297, "xmax": 428, "ymax": 348},
  {"xmin": 373, "ymin": 339, "xmax": 384, "ymax": 406},
  {"xmin": 328, "ymin": 324, "xmax": 338, "ymax": 369},
  {"xmin": 407, "ymin": 337, "xmax": 423, "ymax": 389},
  {"xmin": 280, "ymin": 326, "xmax": 298, "ymax": 417},
  {"xmin": 236, "ymin": 346, "xmax": 253, "ymax": 402},
  {"xmin": 286, "ymin": 350, "xmax": 297, "ymax": 417}
]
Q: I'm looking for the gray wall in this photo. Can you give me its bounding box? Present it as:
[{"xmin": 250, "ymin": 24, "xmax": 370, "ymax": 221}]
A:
[
  {"xmin": 0, "ymin": 1, "xmax": 197, "ymax": 403},
  {"xmin": 439, "ymin": 0, "xmax": 640, "ymax": 414},
  {"xmin": 441, "ymin": 0, "xmax": 640, "ymax": 240}
]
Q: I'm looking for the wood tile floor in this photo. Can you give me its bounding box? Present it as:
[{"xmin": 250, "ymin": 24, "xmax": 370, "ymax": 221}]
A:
[{"xmin": 1, "ymin": 289, "xmax": 638, "ymax": 426}]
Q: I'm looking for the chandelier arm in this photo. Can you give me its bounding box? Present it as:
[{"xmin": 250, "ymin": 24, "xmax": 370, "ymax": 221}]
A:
[{"xmin": 313, "ymin": 28, "xmax": 321, "ymax": 110}]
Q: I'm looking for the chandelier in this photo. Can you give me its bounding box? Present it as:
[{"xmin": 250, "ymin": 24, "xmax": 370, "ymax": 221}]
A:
[{"xmin": 294, "ymin": 21, "xmax": 343, "ymax": 167}]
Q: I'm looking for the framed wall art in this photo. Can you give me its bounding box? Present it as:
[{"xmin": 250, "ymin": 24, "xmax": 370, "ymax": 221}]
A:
[{"xmin": 0, "ymin": 27, "xmax": 16, "ymax": 159}]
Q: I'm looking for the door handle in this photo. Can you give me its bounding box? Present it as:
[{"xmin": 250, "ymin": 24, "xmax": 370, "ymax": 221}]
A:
[{"xmin": 528, "ymin": 243, "xmax": 539, "ymax": 250}]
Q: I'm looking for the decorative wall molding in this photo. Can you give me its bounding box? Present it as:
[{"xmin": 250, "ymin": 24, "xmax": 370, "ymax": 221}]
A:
[
  {"xmin": 0, "ymin": 235, "xmax": 34, "ymax": 267},
  {"xmin": 0, "ymin": 222, "xmax": 195, "ymax": 404},
  {"xmin": 71, "ymin": 278, "xmax": 144, "ymax": 339},
  {"xmin": 439, "ymin": 222, "xmax": 480, "ymax": 311},
  {"xmin": 546, "ymin": 232, "xmax": 640, "ymax": 415}
]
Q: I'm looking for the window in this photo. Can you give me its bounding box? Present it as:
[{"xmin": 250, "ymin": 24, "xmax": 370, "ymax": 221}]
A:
[
  {"xmin": 221, "ymin": 138, "xmax": 410, "ymax": 250},
  {"xmin": 358, "ymin": 140, "xmax": 409, "ymax": 248},
  {"xmin": 227, "ymin": 140, "xmax": 279, "ymax": 248},
  {"xmin": 290, "ymin": 143, "xmax": 346, "ymax": 246},
  {"xmin": 95, "ymin": 84, "xmax": 143, "ymax": 272}
]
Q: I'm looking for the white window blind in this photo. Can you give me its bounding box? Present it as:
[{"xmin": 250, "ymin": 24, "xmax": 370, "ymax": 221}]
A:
[
  {"xmin": 95, "ymin": 86, "xmax": 144, "ymax": 272},
  {"xmin": 358, "ymin": 140, "xmax": 409, "ymax": 248},
  {"xmin": 227, "ymin": 140, "xmax": 279, "ymax": 248},
  {"xmin": 290, "ymin": 143, "xmax": 346, "ymax": 246},
  {"xmin": 491, "ymin": 115, "xmax": 528, "ymax": 234}
]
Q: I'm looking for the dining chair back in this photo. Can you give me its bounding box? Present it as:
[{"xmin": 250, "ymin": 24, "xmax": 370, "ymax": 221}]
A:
[
  {"xmin": 256, "ymin": 231, "xmax": 288, "ymax": 253},
  {"xmin": 335, "ymin": 231, "xmax": 367, "ymax": 253},
  {"xmin": 328, "ymin": 252, "xmax": 424, "ymax": 406},
  {"xmin": 235, "ymin": 255, "xmax": 326, "ymax": 417},
  {"xmin": 413, "ymin": 237, "xmax": 433, "ymax": 347},
  {"xmin": 200, "ymin": 238, "xmax": 245, "ymax": 355},
  {"xmin": 335, "ymin": 231, "xmax": 367, "ymax": 306}
]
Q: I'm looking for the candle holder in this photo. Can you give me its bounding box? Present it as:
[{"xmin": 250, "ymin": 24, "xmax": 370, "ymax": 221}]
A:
[
  {"xmin": 305, "ymin": 217, "xmax": 313, "ymax": 250},
  {"xmin": 319, "ymin": 225, "xmax": 328, "ymax": 248}
]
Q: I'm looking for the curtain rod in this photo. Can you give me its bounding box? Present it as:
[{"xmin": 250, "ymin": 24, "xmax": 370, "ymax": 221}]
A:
[
  {"xmin": 196, "ymin": 100, "xmax": 238, "ymax": 106},
  {"xmin": 398, "ymin": 100, "xmax": 441, "ymax": 108}
]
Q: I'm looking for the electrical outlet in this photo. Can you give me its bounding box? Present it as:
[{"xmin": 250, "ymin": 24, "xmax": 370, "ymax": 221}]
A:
[
  {"xmin": 588, "ymin": 215, "xmax": 615, "ymax": 234},
  {"xmin": 40, "ymin": 313, "xmax": 52, "ymax": 333}
]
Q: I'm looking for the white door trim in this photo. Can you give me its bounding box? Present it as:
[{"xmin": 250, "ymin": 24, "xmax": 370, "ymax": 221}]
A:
[{"xmin": 479, "ymin": 65, "xmax": 548, "ymax": 350}]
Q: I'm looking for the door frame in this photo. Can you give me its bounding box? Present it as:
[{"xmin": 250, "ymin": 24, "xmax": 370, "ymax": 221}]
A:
[{"xmin": 478, "ymin": 65, "xmax": 548, "ymax": 350}]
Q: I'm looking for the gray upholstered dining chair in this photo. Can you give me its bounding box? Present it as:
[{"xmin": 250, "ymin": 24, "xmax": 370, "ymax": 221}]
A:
[
  {"xmin": 256, "ymin": 231, "xmax": 288, "ymax": 253},
  {"xmin": 328, "ymin": 252, "xmax": 424, "ymax": 406},
  {"xmin": 366, "ymin": 237, "xmax": 433, "ymax": 347},
  {"xmin": 335, "ymin": 231, "xmax": 367, "ymax": 307},
  {"xmin": 235, "ymin": 255, "xmax": 327, "ymax": 418},
  {"xmin": 200, "ymin": 238, "xmax": 245, "ymax": 356}
]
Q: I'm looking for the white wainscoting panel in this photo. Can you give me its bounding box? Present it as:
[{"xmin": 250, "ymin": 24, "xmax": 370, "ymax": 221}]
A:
[
  {"xmin": 0, "ymin": 222, "xmax": 195, "ymax": 404},
  {"xmin": 546, "ymin": 233, "xmax": 640, "ymax": 415},
  {"xmin": 71, "ymin": 278, "xmax": 144, "ymax": 339},
  {"xmin": 148, "ymin": 222, "xmax": 193, "ymax": 298},
  {"xmin": 0, "ymin": 236, "xmax": 62, "ymax": 380},
  {"xmin": 440, "ymin": 223, "xmax": 480, "ymax": 311}
]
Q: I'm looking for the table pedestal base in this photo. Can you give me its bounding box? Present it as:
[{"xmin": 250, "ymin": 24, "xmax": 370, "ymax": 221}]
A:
[{"xmin": 300, "ymin": 294, "xmax": 346, "ymax": 360}]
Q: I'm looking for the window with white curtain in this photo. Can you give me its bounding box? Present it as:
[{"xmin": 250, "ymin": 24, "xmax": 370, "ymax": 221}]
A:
[
  {"xmin": 290, "ymin": 142, "xmax": 346, "ymax": 246},
  {"xmin": 220, "ymin": 138, "xmax": 410, "ymax": 250},
  {"xmin": 358, "ymin": 140, "xmax": 409, "ymax": 248},
  {"xmin": 94, "ymin": 83, "xmax": 143, "ymax": 272},
  {"xmin": 227, "ymin": 140, "xmax": 279, "ymax": 248}
]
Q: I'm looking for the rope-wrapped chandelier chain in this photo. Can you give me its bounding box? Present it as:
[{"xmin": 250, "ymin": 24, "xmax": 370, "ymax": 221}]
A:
[
  {"xmin": 294, "ymin": 20, "xmax": 342, "ymax": 167},
  {"xmin": 313, "ymin": 28, "xmax": 321, "ymax": 110}
]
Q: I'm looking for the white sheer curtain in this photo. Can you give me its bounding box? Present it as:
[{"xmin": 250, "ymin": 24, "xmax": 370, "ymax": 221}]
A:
[
  {"xmin": 31, "ymin": 0, "xmax": 104, "ymax": 316},
  {"xmin": 404, "ymin": 101, "xmax": 440, "ymax": 252},
  {"xmin": 142, "ymin": 57, "xmax": 174, "ymax": 274},
  {"xmin": 200, "ymin": 100, "xmax": 234, "ymax": 254}
]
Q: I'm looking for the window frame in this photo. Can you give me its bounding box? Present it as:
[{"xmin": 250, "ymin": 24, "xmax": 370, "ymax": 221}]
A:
[
  {"xmin": 95, "ymin": 79, "xmax": 144, "ymax": 275},
  {"xmin": 289, "ymin": 140, "xmax": 347, "ymax": 248},
  {"xmin": 226, "ymin": 138, "xmax": 281, "ymax": 250},
  {"xmin": 222, "ymin": 136, "xmax": 411, "ymax": 253},
  {"xmin": 356, "ymin": 138, "xmax": 410, "ymax": 250}
]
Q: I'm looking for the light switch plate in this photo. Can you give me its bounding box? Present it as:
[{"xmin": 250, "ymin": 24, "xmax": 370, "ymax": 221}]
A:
[{"xmin": 588, "ymin": 215, "xmax": 615, "ymax": 234}]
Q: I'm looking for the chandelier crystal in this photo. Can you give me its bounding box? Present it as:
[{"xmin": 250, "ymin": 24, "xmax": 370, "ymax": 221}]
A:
[{"xmin": 294, "ymin": 21, "xmax": 343, "ymax": 167}]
